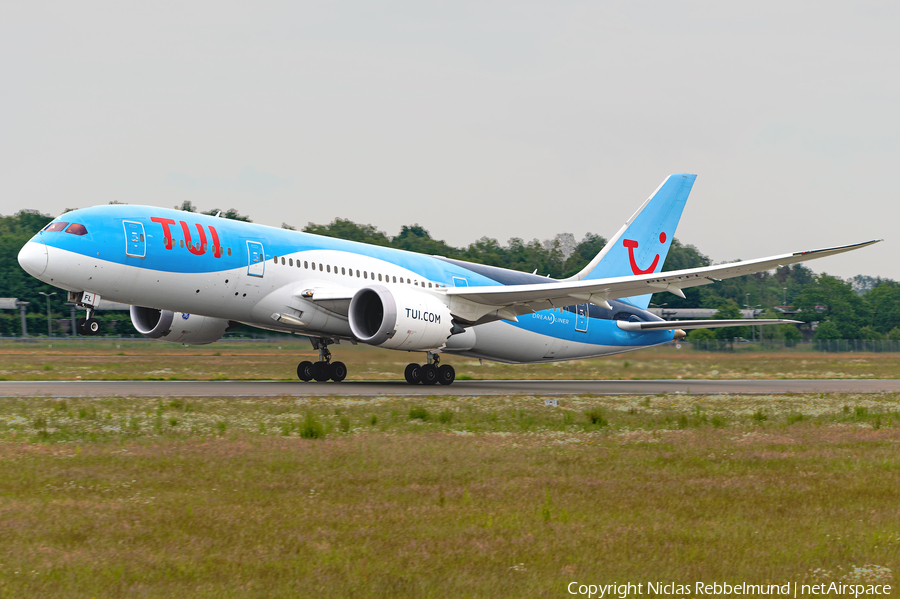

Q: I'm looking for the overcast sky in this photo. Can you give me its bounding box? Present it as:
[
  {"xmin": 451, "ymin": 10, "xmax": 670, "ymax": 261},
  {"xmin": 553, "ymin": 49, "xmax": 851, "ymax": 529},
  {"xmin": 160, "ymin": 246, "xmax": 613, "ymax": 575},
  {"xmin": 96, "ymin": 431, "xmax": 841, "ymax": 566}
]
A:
[{"xmin": 2, "ymin": 1, "xmax": 897, "ymax": 279}]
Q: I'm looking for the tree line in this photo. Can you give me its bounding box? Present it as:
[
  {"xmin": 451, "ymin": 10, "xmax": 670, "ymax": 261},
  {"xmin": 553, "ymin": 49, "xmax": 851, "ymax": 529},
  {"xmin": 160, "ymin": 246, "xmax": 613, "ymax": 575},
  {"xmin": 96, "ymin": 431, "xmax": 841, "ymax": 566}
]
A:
[{"xmin": 1, "ymin": 205, "xmax": 897, "ymax": 341}]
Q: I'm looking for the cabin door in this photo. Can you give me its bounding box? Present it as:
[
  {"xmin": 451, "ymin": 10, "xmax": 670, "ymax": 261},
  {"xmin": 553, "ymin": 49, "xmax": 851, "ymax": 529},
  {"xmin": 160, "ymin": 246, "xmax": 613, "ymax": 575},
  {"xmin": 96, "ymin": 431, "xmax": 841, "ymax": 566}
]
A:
[
  {"xmin": 247, "ymin": 241, "xmax": 266, "ymax": 277},
  {"xmin": 575, "ymin": 304, "xmax": 589, "ymax": 333},
  {"xmin": 123, "ymin": 221, "xmax": 146, "ymax": 258}
]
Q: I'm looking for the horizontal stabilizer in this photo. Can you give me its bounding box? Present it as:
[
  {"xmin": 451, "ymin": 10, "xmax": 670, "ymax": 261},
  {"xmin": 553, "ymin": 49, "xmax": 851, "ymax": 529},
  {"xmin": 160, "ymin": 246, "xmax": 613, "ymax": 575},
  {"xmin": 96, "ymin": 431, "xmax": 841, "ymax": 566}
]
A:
[{"xmin": 615, "ymin": 319, "xmax": 800, "ymax": 332}]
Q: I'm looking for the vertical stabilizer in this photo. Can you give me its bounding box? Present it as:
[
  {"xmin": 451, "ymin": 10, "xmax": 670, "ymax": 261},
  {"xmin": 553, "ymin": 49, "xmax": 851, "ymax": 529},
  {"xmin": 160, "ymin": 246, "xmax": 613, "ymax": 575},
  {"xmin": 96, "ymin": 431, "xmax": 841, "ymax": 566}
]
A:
[{"xmin": 565, "ymin": 173, "xmax": 697, "ymax": 309}]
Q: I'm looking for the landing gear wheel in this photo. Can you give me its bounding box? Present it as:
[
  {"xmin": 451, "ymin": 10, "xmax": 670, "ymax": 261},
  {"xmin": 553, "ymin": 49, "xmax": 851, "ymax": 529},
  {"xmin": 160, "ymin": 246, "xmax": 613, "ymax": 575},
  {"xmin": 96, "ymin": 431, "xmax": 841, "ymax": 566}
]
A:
[
  {"xmin": 329, "ymin": 361, "xmax": 347, "ymax": 382},
  {"xmin": 312, "ymin": 361, "xmax": 330, "ymax": 382},
  {"xmin": 85, "ymin": 318, "xmax": 100, "ymax": 335},
  {"xmin": 437, "ymin": 364, "xmax": 455, "ymax": 386},
  {"xmin": 297, "ymin": 361, "xmax": 313, "ymax": 382},
  {"xmin": 404, "ymin": 363, "xmax": 420, "ymax": 385},
  {"xmin": 76, "ymin": 318, "xmax": 86, "ymax": 335},
  {"xmin": 420, "ymin": 364, "xmax": 439, "ymax": 385}
]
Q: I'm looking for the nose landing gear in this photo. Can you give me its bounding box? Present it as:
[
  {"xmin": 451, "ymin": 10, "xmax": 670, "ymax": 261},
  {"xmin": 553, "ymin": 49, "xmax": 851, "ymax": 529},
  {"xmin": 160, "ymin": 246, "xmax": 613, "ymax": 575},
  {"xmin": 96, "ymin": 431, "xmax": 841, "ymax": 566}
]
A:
[
  {"xmin": 297, "ymin": 337, "xmax": 346, "ymax": 382},
  {"xmin": 70, "ymin": 292, "xmax": 101, "ymax": 336},
  {"xmin": 405, "ymin": 353, "xmax": 455, "ymax": 386}
]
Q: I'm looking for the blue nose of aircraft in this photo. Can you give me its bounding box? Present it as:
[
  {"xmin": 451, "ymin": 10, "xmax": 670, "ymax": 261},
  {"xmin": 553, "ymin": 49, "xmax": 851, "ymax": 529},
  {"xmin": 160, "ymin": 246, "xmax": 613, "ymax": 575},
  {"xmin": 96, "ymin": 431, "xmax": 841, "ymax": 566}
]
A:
[{"xmin": 18, "ymin": 240, "xmax": 48, "ymax": 277}]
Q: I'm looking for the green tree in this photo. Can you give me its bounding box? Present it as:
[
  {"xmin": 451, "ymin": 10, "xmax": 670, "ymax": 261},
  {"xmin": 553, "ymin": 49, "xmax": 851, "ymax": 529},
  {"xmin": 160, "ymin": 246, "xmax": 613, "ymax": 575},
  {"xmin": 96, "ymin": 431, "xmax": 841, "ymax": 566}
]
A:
[
  {"xmin": 813, "ymin": 320, "xmax": 841, "ymax": 341},
  {"xmin": 302, "ymin": 219, "xmax": 392, "ymax": 247},
  {"xmin": 795, "ymin": 275, "xmax": 869, "ymax": 339},
  {"xmin": 0, "ymin": 210, "xmax": 64, "ymax": 334},
  {"xmin": 858, "ymin": 326, "xmax": 885, "ymax": 341},
  {"xmin": 864, "ymin": 281, "xmax": 900, "ymax": 334},
  {"xmin": 561, "ymin": 233, "xmax": 607, "ymax": 277},
  {"xmin": 712, "ymin": 300, "xmax": 749, "ymax": 341},
  {"xmin": 393, "ymin": 225, "xmax": 462, "ymax": 259},
  {"xmin": 687, "ymin": 328, "xmax": 715, "ymax": 343}
]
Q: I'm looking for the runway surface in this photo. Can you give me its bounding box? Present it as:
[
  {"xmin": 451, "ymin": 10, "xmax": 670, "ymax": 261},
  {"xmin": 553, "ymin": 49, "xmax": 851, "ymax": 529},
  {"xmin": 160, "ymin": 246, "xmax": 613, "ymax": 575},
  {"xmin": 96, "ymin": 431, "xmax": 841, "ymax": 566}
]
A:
[{"xmin": 3, "ymin": 379, "xmax": 900, "ymax": 397}]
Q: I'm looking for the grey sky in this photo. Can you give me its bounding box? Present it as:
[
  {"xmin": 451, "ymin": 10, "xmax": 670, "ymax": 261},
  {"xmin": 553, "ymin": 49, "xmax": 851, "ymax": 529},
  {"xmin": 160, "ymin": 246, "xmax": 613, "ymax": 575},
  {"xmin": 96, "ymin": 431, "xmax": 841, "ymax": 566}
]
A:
[{"xmin": 2, "ymin": 1, "xmax": 897, "ymax": 279}]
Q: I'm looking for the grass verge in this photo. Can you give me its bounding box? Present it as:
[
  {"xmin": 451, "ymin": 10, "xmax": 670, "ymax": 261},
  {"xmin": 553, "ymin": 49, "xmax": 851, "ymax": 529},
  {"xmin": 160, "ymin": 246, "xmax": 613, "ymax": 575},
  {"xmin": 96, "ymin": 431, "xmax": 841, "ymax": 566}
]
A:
[{"xmin": 0, "ymin": 393, "xmax": 897, "ymax": 597}]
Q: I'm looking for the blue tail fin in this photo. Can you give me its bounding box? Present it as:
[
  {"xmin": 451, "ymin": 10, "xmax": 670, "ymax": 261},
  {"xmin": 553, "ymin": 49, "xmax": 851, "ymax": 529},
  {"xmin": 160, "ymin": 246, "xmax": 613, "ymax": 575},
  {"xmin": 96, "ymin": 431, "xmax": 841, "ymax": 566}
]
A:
[{"xmin": 565, "ymin": 173, "xmax": 697, "ymax": 309}]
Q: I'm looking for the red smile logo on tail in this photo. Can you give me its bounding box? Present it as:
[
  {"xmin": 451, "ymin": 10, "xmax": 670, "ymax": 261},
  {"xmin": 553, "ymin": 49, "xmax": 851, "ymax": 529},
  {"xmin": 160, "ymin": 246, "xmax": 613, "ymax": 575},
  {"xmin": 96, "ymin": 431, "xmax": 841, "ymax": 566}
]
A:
[{"xmin": 623, "ymin": 232, "xmax": 667, "ymax": 275}]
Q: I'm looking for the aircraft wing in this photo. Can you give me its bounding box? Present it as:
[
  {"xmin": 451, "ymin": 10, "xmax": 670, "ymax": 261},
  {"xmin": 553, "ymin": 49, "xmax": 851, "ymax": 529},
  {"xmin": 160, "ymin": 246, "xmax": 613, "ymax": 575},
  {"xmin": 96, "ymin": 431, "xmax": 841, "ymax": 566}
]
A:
[{"xmin": 444, "ymin": 240, "xmax": 880, "ymax": 322}]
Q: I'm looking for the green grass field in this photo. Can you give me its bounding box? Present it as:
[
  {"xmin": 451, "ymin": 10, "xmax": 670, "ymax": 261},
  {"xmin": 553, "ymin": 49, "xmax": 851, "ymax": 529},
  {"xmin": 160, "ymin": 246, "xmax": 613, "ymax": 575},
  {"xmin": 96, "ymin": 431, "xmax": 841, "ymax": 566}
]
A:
[
  {"xmin": 3, "ymin": 340, "xmax": 900, "ymax": 381},
  {"xmin": 1, "ymin": 392, "xmax": 897, "ymax": 597}
]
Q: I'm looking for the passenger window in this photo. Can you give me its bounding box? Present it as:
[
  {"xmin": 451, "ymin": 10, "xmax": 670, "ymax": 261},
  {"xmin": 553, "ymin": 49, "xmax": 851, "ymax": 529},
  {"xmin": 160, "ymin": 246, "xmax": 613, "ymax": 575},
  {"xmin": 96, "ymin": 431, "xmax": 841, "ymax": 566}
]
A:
[
  {"xmin": 341, "ymin": 267, "xmax": 346, "ymax": 275},
  {"xmin": 364, "ymin": 271, "xmax": 368, "ymax": 279},
  {"xmin": 304, "ymin": 261, "xmax": 308, "ymax": 269},
  {"xmin": 327, "ymin": 265, "xmax": 331, "ymax": 273},
  {"xmin": 356, "ymin": 270, "xmax": 360, "ymax": 277},
  {"xmin": 45, "ymin": 222, "xmax": 69, "ymax": 232},
  {"xmin": 378, "ymin": 274, "xmax": 382, "ymax": 281},
  {"xmin": 180, "ymin": 240, "xmax": 185, "ymax": 248},
  {"xmin": 370, "ymin": 272, "xmax": 374, "ymax": 280},
  {"xmin": 400, "ymin": 277, "xmax": 404, "ymax": 283},
  {"xmin": 393, "ymin": 276, "xmax": 397, "ymax": 283},
  {"xmin": 289, "ymin": 258, "xmax": 293, "ymax": 266},
  {"xmin": 65, "ymin": 223, "xmax": 88, "ymax": 236},
  {"xmin": 227, "ymin": 248, "xmax": 231, "ymax": 256},
  {"xmin": 312, "ymin": 262, "xmax": 316, "ymax": 270}
]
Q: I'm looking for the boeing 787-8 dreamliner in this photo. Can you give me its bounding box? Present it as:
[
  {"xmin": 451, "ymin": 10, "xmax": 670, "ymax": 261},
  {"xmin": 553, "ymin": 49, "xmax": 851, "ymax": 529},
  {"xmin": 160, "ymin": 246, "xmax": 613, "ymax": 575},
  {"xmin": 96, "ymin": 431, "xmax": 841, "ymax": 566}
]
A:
[{"xmin": 17, "ymin": 174, "xmax": 878, "ymax": 385}]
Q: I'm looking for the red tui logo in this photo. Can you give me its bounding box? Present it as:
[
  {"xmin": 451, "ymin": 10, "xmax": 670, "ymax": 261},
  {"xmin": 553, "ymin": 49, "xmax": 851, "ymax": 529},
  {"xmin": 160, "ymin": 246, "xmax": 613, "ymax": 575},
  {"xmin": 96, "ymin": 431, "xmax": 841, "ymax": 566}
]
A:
[
  {"xmin": 623, "ymin": 232, "xmax": 667, "ymax": 275},
  {"xmin": 151, "ymin": 217, "xmax": 223, "ymax": 257}
]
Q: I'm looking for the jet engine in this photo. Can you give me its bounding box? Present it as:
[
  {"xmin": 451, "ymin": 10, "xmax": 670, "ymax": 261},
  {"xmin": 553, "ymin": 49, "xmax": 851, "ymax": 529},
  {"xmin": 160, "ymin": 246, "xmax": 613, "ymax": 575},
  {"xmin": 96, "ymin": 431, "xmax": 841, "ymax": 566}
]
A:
[
  {"xmin": 348, "ymin": 285, "xmax": 454, "ymax": 351},
  {"xmin": 130, "ymin": 306, "xmax": 232, "ymax": 345}
]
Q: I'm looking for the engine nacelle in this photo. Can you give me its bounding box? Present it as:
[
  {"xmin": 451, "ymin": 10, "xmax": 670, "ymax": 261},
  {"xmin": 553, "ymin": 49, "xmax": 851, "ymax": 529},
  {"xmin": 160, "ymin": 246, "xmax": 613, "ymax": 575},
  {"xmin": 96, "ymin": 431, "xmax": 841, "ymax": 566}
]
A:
[
  {"xmin": 130, "ymin": 306, "xmax": 231, "ymax": 345},
  {"xmin": 348, "ymin": 285, "xmax": 454, "ymax": 351}
]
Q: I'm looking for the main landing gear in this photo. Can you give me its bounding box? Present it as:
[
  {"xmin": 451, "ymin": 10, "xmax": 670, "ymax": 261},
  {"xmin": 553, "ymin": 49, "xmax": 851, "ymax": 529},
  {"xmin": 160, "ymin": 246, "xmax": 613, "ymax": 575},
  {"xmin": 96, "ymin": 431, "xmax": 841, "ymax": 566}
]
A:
[
  {"xmin": 405, "ymin": 353, "xmax": 455, "ymax": 386},
  {"xmin": 297, "ymin": 337, "xmax": 347, "ymax": 383}
]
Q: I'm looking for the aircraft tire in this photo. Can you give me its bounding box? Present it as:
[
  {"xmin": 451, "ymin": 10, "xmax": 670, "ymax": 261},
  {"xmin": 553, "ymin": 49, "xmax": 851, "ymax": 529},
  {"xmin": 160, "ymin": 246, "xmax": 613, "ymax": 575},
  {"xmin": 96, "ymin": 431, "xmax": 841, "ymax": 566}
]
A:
[
  {"xmin": 437, "ymin": 364, "xmax": 455, "ymax": 385},
  {"xmin": 85, "ymin": 318, "xmax": 100, "ymax": 335},
  {"xmin": 312, "ymin": 361, "xmax": 330, "ymax": 382},
  {"xmin": 76, "ymin": 318, "xmax": 86, "ymax": 335},
  {"xmin": 297, "ymin": 361, "xmax": 314, "ymax": 382},
  {"xmin": 420, "ymin": 364, "xmax": 439, "ymax": 385},
  {"xmin": 329, "ymin": 361, "xmax": 347, "ymax": 382},
  {"xmin": 404, "ymin": 363, "xmax": 420, "ymax": 385}
]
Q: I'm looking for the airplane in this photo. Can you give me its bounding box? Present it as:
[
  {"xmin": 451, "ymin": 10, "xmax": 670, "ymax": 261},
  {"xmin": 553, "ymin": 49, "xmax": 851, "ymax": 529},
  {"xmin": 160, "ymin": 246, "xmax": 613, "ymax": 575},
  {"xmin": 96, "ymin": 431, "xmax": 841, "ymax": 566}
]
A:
[{"xmin": 17, "ymin": 174, "xmax": 879, "ymax": 385}]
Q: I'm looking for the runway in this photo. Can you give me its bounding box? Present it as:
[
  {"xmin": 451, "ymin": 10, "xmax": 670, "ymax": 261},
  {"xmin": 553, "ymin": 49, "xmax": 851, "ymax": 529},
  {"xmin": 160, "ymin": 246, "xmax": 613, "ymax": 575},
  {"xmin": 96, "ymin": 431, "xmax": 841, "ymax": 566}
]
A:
[{"xmin": 3, "ymin": 379, "xmax": 900, "ymax": 397}]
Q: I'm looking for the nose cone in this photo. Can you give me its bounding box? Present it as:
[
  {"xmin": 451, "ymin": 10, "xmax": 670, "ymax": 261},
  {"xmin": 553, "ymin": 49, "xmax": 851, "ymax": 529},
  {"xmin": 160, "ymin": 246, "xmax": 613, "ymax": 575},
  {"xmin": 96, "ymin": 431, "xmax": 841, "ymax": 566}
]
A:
[{"xmin": 18, "ymin": 240, "xmax": 48, "ymax": 278}]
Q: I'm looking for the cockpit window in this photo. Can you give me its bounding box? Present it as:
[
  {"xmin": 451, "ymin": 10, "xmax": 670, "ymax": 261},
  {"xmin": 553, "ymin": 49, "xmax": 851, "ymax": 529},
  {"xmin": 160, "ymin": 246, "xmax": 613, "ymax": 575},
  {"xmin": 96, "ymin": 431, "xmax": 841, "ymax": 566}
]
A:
[
  {"xmin": 65, "ymin": 223, "xmax": 88, "ymax": 236},
  {"xmin": 44, "ymin": 222, "xmax": 69, "ymax": 232}
]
